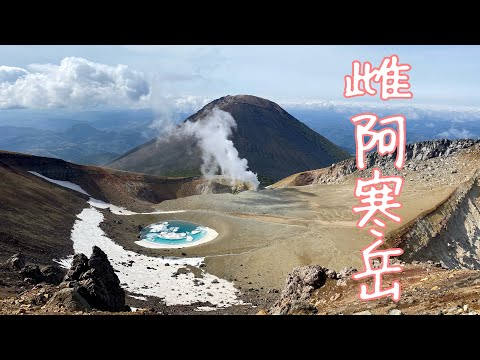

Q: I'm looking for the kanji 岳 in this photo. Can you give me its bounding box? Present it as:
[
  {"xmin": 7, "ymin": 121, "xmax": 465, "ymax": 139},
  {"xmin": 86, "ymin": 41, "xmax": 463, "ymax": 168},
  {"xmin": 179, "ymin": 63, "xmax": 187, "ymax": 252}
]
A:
[{"xmin": 352, "ymin": 238, "xmax": 404, "ymax": 301}]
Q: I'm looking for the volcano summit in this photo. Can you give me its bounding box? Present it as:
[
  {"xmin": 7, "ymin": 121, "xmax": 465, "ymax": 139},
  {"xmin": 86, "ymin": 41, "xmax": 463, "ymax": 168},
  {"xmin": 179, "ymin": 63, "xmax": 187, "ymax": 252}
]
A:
[{"xmin": 108, "ymin": 95, "xmax": 351, "ymax": 186}]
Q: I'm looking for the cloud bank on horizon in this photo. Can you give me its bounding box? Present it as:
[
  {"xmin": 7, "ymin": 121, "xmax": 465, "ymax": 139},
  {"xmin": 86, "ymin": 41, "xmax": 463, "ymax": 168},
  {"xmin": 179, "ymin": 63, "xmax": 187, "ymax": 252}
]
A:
[
  {"xmin": 0, "ymin": 56, "xmax": 214, "ymax": 114},
  {"xmin": 0, "ymin": 57, "xmax": 150, "ymax": 109},
  {"xmin": 1, "ymin": 54, "xmax": 480, "ymax": 128}
]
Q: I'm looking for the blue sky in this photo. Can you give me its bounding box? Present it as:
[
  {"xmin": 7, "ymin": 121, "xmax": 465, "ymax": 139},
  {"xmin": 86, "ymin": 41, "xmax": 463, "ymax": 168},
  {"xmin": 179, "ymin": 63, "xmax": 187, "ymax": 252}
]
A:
[{"xmin": 0, "ymin": 45, "xmax": 479, "ymax": 109}]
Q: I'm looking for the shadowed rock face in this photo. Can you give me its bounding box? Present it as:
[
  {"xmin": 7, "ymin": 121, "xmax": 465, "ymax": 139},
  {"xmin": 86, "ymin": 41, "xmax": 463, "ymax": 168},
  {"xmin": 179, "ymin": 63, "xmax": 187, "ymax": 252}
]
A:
[
  {"xmin": 108, "ymin": 95, "xmax": 351, "ymax": 185},
  {"xmin": 63, "ymin": 246, "xmax": 126, "ymax": 312}
]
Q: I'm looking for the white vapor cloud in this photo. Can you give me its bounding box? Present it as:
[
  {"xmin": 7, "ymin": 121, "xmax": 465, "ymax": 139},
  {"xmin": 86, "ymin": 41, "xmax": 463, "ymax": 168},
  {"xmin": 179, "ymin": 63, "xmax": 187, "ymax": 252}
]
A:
[
  {"xmin": 148, "ymin": 89, "xmax": 259, "ymax": 190},
  {"xmin": 182, "ymin": 107, "xmax": 260, "ymax": 190},
  {"xmin": 0, "ymin": 57, "xmax": 150, "ymax": 109}
]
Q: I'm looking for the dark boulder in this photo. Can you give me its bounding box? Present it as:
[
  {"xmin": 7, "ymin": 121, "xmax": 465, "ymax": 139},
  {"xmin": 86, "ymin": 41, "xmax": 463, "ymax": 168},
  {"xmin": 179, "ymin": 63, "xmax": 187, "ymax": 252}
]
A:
[
  {"xmin": 41, "ymin": 265, "xmax": 65, "ymax": 285},
  {"xmin": 20, "ymin": 264, "xmax": 66, "ymax": 285},
  {"xmin": 64, "ymin": 253, "xmax": 89, "ymax": 281},
  {"xmin": 20, "ymin": 265, "xmax": 44, "ymax": 283},
  {"xmin": 47, "ymin": 288, "xmax": 92, "ymax": 312},
  {"xmin": 61, "ymin": 246, "xmax": 126, "ymax": 312},
  {"xmin": 6, "ymin": 253, "xmax": 26, "ymax": 270}
]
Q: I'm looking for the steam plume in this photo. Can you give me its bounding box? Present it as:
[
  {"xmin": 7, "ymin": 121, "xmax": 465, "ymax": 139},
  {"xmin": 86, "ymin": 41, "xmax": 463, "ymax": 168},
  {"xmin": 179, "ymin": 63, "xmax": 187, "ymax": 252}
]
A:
[
  {"xmin": 149, "ymin": 93, "xmax": 259, "ymax": 190},
  {"xmin": 182, "ymin": 107, "xmax": 259, "ymax": 190}
]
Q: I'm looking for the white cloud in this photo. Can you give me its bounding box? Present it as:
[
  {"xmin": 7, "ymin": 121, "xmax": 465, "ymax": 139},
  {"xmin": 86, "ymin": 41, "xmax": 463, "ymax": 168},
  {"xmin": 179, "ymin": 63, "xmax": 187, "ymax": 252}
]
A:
[
  {"xmin": 173, "ymin": 95, "xmax": 211, "ymax": 113},
  {"xmin": 438, "ymin": 128, "xmax": 472, "ymax": 139},
  {"xmin": 0, "ymin": 57, "xmax": 150, "ymax": 109},
  {"xmin": 0, "ymin": 66, "xmax": 29, "ymax": 83}
]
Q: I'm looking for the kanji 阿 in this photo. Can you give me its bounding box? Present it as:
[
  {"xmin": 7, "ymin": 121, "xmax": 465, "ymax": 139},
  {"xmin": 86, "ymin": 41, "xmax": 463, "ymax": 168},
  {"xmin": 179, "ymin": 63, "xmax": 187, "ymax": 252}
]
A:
[{"xmin": 351, "ymin": 113, "xmax": 406, "ymax": 170}]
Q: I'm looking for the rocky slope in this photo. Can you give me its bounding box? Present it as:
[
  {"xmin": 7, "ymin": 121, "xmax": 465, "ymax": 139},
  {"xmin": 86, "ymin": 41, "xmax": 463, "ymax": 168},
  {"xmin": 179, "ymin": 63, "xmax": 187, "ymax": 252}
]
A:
[
  {"xmin": 0, "ymin": 247, "xmax": 129, "ymax": 314},
  {"xmin": 388, "ymin": 169, "xmax": 480, "ymax": 269},
  {"xmin": 272, "ymin": 140, "xmax": 480, "ymax": 269},
  {"xmin": 0, "ymin": 151, "xmax": 254, "ymax": 212},
  {"xmin": 262, "ymin": 139, "xmax": 480, "ymax": 315},
  {"xmin": 271, "ymin": 139, "xmax": 479, "ymax": 188},
  {"xmin": 267, "ymin": 262, "xmax": 480, "ymax": 315},
  {"xmin": 108, "ymin": 95, "xmax": 351, "ymax": 185}
]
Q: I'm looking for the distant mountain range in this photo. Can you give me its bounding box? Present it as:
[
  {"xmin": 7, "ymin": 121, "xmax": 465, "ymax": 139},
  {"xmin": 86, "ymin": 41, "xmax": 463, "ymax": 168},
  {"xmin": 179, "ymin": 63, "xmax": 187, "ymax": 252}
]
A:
[
  {"xmin": 0, "ymin": 123, "xmax": 149, "ymax": 165},
  {"xmin": 0, "ymin": 109, "xmax": 161, "ymax": 166},
  {"xmin": 0, "ymin": 100, "xmax": 479, "ymax": 169},
  {"xmin": 107, "ymin": 95, "xmax": 351, "ymax": 185},
  {"xmin": 286, "ymin": 105, "xmax": 480, "ymax": 155}
]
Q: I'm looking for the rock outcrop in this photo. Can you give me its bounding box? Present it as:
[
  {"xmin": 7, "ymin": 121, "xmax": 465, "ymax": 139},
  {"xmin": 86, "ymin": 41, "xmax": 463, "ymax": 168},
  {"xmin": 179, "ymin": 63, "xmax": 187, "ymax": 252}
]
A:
[
  {"xmin": 270, "ymin": 266, "xmax": 329, "ymax": 315},
  {"xmin": 47, "ymin": 288, "xmax": 93, "ymax": 312},
  {"xmin": 19, "ymin": 263, "xmax": 65, "ymax": 285},
  {"xmin": 269, "ymin": 265, "xmax": 356, "ymax": 315},
  {"xmin": 58, "ymin": 246, "xmax": 127, "ymax": 312}
]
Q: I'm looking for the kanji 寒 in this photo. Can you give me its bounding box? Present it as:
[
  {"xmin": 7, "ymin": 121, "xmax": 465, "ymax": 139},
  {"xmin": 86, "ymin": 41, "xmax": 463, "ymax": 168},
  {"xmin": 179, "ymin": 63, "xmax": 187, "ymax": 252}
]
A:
[{"xmin": 353, "ymin": 168, "xmax": 403, "ymax": 237}]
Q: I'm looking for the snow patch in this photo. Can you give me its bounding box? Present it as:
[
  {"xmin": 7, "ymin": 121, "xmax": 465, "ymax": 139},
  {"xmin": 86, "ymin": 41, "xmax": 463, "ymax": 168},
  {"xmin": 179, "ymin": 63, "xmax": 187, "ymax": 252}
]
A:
[
  {"xmin": 29, "ymin": 171, "xmax": 90, "ymax": 196},
  {"xmin": 88, "ymin": 198, "xmax": 137, "ymax": 215},
  {"xmin": 29, "ymin": 171, "xmax": 240, "ymax": 307},
  {"xmin": 53, "ymin": 255, "xmax": 74, "ymax": 269},
  {"xmin": 71, "ymin": 207, "xmax": 241, "ymax": 307},
  {"xmin": 195, "ymin": 306, "xmax": 218, "ymax": 312},
  {"xmin": 29, "ymin": 171, "xmax": 185, "ymax": 216}
]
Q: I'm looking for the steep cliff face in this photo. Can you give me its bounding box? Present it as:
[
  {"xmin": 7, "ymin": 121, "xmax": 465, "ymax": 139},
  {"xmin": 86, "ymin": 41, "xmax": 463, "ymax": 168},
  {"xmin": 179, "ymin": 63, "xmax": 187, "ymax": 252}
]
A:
[{"xmin": 390, "ymin": 172, "xmax": 480, "ymax": 269}]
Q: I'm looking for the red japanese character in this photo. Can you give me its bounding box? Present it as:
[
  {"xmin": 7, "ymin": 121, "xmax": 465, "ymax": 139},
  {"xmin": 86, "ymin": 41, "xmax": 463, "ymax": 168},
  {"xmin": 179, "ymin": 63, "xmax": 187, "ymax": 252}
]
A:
[
  {"xmin": 351, "ymin": 113, "xmax": 406, "ymax": 170},
  {"xmin": 353, "ymin": 168, "xmax": 403, "ymax": 237},
  {"xmin": 375, "ymin": 55, "xmax": 413, "ymax": 100},
  {"xmin": 344, "ymin": 55, "xmax": 412, "ymax": 100},
  {"xmin": 344, "ymin": 60, "xmax": 378, "ymax": 98},
  {"xmin": 352, "ymin": 238, "xmax": 404, "ymax": 302}
]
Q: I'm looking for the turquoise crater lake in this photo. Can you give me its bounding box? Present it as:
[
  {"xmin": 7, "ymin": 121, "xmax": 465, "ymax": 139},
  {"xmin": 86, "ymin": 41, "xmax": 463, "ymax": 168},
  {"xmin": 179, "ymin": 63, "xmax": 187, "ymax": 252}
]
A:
[{"xmin": 139, "ymin": 220, "xmax": 215, "ymax": 248}]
